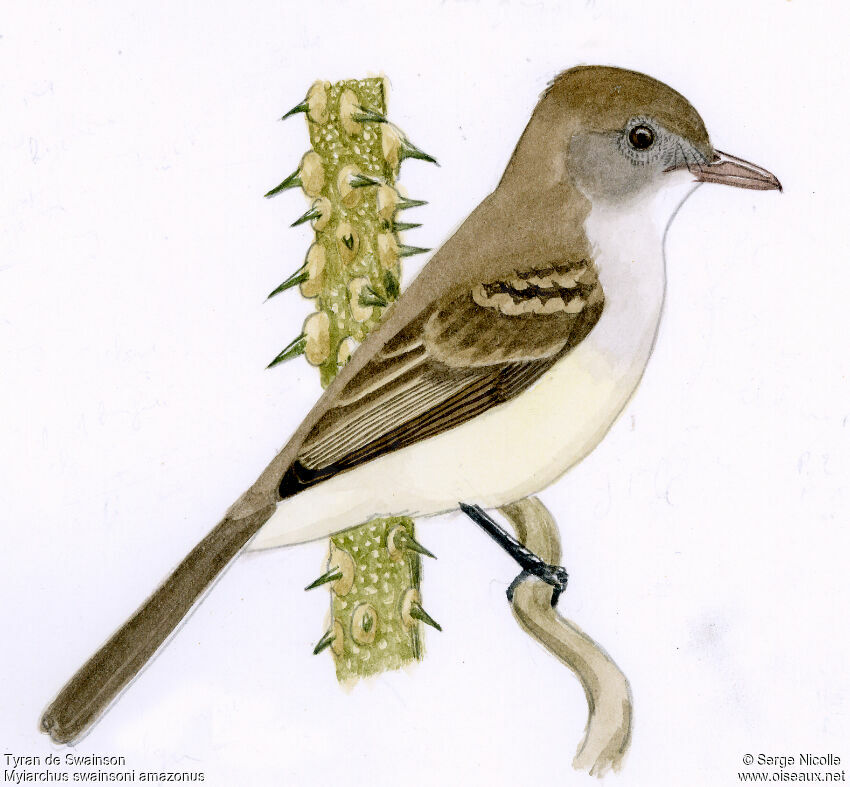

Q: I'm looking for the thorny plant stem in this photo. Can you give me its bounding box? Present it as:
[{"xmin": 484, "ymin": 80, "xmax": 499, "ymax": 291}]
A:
[{"xmin": 273, "ymin": 77, "xmax": 436, "ymax": 679}]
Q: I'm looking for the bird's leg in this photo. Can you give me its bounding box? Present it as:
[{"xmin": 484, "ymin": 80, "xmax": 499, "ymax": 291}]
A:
[{"xmin": 459, "ymin": 503, "xmax": 568, "ymax": 606}]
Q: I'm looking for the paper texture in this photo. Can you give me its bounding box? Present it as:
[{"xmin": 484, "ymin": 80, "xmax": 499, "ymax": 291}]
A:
[{"xmin": 2, "ymin": 1, "xmax": 847, "ymax": 784}]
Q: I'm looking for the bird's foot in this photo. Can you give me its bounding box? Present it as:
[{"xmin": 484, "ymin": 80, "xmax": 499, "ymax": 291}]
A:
[
  {"xmin": 459, "ymin": 503, "xmax": 569, "ymax": 607},
  {"xmin": 507, "ymin": 564, "xmax": 569, "ymax": 606}
]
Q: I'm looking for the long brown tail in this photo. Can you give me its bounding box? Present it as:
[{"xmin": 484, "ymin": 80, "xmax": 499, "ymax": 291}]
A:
[{"xmin": 40, "ymin": 504, "xmax": 276, "ymax": 744}]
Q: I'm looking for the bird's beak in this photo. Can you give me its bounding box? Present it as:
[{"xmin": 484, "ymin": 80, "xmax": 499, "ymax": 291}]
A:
[{"xmin": 687, "ymin": 150, "xmax": 782, "ymax": 192}]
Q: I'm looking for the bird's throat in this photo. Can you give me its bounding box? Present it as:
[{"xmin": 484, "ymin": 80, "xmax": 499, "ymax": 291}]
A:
[{"xmin": 581, "ymin": 174, "xmax": 699, "ymax": 371}]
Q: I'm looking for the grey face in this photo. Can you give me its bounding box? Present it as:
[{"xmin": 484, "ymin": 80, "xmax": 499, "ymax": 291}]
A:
[{"xmin": 566, "ymin": 117, "xmax": 710, "ymax": 204}]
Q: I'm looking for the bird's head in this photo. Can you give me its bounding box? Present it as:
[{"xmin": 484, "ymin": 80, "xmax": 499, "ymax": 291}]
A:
[{"xmin": 501, "ymin": 65, "xmax": 780, "ymax": 229}]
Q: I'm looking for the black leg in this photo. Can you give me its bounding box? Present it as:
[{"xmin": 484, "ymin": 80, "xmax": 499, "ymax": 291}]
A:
[{"xmin": 459, "ymin": 503, "xmax": 568, "ymax": 606}]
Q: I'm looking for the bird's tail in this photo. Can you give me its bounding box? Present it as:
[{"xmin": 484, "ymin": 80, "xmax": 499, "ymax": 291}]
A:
[{"xmin": 40, "ymin": 503, "xmax": 276, "ymax": 744}]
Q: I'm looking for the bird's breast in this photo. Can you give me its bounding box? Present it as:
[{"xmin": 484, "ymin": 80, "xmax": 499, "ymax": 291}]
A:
[{"xmin": 444, "ymin": 199, "xmax": 671, "ymax": 500}]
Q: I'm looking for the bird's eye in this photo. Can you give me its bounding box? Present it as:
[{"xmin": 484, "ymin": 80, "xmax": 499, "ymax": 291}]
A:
[{"xmin": 628, "ymin": 124, "xmax": 655, "ymax": 151}]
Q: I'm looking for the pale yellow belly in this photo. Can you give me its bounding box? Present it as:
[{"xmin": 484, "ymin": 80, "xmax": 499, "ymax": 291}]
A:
[{"xmin": 248, "ymin": 339, "xmax": 641, "ymax": 551}]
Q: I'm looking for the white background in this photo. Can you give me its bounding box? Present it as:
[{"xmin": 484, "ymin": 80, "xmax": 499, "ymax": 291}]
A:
[{"xmin": 2, "ymin": 1, "xmax": 848, "ymax": 785}]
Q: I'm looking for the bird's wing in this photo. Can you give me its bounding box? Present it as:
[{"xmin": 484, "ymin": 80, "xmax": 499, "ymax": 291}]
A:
[{"xmin": 277, "ymin": 259, "xmax": 604, "ymax": 498}]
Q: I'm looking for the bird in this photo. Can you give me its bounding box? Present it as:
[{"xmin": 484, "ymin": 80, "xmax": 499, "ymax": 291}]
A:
[{"xmin": 40, "ymin": 65, "xmax": 781, "ymax": 744}]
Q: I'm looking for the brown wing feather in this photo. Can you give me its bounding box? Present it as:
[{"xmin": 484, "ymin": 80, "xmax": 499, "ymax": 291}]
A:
[
  {"xmin": 278, "ymin": 260, "xmax": 604, "ymax": 499},
  {"xmin": 426, "ymin": 260, "xmax": 601, "ymax": 366}
]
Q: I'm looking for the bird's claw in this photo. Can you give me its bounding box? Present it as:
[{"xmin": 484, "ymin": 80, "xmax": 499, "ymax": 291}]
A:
[{"xmin": 506, "ymin": 563, "xmax": 569, "ymax": 607}]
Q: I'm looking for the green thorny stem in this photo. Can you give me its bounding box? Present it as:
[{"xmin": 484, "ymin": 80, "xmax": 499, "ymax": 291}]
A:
[{"xmin": 267, "ymin": 77, "xmax": 439, "ymax": 681}]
